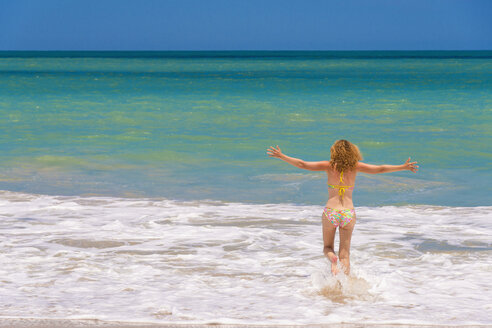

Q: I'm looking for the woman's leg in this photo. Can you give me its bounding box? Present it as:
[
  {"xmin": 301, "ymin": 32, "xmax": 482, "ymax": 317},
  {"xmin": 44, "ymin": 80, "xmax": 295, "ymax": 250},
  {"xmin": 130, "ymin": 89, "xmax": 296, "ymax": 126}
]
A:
[
  {"xmin": 322, "ymin": 212, "xmax": 339, "ymax": 275},
  {"xmin": 338, "ymin": 214, "xmax": 356, "ymax": 275}
]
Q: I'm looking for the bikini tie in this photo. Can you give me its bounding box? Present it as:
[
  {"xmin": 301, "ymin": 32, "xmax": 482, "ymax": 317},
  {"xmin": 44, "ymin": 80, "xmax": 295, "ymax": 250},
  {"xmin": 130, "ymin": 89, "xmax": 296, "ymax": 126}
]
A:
[
  {"xmin": 338, "ymin": 171, "xmax": 346, "ymax": 197},
  {"xmin": 327, "ymin": 170, "xmax": 354, "ymax": 198}
]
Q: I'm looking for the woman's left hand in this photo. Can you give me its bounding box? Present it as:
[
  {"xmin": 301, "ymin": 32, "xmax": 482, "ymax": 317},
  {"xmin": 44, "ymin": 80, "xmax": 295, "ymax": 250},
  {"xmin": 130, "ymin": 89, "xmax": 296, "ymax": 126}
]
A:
[{"xmin": 267, "ymin": 145, "xmax": 283, "ymax": 158}]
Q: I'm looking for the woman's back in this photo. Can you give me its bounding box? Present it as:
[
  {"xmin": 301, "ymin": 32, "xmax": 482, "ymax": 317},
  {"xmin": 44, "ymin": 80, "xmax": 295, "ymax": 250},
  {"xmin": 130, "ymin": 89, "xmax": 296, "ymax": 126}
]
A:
[{"xmin": 325, "ymin": 163, "xmax": 357, "ymax": 210}]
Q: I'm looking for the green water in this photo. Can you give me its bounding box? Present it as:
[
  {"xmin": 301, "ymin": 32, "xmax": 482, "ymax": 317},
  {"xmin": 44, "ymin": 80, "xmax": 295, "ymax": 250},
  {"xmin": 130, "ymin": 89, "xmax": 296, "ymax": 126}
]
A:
[{"xmin": 0, "ymin": 51, "xmax": 491, "ymax": 206}]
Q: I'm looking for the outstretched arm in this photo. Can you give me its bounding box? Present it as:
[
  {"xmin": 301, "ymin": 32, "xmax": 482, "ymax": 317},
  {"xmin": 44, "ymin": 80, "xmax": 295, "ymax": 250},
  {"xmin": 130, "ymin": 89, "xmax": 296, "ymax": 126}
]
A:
[
  {"xmin": 357, "ymin": 158, "xmax": 419, "ymax": 174},
  {"xmin": 267, "ymin": 145, "xmax": 330, "ymax": 171}
]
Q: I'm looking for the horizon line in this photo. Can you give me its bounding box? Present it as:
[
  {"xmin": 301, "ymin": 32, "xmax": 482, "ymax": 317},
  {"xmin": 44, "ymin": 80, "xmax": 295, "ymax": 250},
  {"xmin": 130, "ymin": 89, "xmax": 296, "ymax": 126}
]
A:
[{"xmin": 1, "ymin": 49, "xmax": 492, "ymax": 52}]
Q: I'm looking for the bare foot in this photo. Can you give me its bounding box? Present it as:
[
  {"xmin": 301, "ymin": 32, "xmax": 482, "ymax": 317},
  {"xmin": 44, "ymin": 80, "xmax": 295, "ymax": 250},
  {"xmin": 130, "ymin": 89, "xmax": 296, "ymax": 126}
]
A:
[{"xmin": 327, "ymin": 252, "xmax": 339, "ymax": 276}]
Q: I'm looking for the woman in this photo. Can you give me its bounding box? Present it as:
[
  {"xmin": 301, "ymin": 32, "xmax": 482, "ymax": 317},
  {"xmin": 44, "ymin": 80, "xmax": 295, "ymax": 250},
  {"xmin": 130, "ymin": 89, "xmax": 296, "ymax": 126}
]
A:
[{"xmin": 267, "ymin": 140, "xmax": 418, "ymax": 276}]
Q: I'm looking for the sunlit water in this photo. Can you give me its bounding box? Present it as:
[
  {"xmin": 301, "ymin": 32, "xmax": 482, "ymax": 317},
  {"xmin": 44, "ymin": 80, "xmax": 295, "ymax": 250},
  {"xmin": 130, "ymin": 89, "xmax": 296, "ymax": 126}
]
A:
[
  {"xmin": 0, "ymin": 51, "xmax": 491, "ymax": 325},
  {"xmin": 1, "ymin": 51, "xmax": 491, "ymax": 206}
]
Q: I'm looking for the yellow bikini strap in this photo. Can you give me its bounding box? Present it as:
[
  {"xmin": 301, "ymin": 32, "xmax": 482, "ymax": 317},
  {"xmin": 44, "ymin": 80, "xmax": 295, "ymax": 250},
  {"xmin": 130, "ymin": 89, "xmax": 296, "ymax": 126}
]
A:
[{"xmin": 339, "ymin": 171, "xmax": 345, "ymax": 197}]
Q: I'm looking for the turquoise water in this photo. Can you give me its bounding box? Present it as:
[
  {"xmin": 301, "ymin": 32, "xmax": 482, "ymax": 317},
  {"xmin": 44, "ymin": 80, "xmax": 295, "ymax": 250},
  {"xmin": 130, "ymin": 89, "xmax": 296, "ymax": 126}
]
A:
[
  {"xmin": 1, "ymin": 52, "xmax": 492, "ymax": 325},
  {"xmin": 1, "ymin": 51, "xmax": 491, "ymax": 206}
]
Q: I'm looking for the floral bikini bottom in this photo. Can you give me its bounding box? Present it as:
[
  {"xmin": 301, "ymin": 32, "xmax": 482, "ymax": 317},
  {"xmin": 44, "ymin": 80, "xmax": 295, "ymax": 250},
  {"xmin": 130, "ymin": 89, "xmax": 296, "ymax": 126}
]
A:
[{"xmin": 322, "ymin": 207, "xmax": 356, "ymax": 228}]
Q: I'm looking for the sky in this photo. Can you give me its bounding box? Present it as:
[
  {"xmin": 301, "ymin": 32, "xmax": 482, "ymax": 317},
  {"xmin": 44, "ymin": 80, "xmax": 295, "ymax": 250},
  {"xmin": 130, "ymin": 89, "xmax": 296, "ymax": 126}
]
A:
[{"xmin": 0, "ymin": 0, "xmax": 491, "ymax": 51}]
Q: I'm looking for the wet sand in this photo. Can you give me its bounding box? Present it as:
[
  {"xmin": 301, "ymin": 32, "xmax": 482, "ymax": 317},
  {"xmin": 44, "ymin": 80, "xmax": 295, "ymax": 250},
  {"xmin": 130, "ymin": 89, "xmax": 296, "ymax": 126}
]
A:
[{"xmin": 0, "ymin": 318, "xmax": 489, "ymax": 328}]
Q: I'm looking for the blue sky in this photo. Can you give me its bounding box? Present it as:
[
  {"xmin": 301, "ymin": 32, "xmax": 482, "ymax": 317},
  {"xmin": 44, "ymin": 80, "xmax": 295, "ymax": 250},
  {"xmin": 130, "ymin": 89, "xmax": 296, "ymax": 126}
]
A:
[{"xmin": 0, "ymin": 0, "xmax": 491, "ymax": 50}]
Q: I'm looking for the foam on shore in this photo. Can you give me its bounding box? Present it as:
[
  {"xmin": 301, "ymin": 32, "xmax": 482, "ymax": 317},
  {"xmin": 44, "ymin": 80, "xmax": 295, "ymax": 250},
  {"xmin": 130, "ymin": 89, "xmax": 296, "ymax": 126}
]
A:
[{"xmin": 0, "ymin": 190, "xmax": 491, "ymax": 325}]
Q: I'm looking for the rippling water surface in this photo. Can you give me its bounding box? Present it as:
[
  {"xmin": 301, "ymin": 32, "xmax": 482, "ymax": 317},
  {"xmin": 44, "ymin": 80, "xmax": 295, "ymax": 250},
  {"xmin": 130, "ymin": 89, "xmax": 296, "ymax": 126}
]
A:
[{"xmin": 0, "ymin": 51, "xmax": 491, "ymax": 206}]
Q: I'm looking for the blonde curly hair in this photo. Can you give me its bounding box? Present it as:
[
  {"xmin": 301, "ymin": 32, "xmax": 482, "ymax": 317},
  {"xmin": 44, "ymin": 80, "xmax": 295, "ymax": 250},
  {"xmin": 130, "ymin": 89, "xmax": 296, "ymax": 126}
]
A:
[{"xmin": 330, "ymin": 139, "xmax": 363, "ymax": 173}]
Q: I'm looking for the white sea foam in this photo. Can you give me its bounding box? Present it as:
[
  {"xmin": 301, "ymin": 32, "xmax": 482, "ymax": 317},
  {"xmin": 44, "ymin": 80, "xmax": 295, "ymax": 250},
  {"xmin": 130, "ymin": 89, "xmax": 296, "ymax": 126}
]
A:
[{"xmin": 0, "ymin": 190, "xmax": 491, "ymax": 325}]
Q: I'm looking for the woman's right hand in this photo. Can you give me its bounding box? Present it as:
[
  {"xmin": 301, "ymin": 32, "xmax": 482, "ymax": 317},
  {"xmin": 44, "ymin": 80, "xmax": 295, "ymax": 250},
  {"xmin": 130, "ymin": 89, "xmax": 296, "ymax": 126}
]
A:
[{"xmin": 404, "ymin": 157, "xmax": 419, "ymax": 173}]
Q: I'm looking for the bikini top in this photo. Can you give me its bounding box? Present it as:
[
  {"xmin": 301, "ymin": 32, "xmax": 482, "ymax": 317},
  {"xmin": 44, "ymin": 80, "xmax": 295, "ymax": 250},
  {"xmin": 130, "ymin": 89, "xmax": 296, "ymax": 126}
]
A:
[{"xmin": 327, "ymin": 171, "xmax": 354, "ymax": 198}]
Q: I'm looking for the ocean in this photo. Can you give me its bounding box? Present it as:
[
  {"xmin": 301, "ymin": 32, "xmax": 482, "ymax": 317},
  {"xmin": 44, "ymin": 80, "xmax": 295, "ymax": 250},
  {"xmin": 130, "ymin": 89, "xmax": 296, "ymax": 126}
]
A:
[{"xmin": 0, "ymin": 51, "xmax": 491, "ymax": 326}]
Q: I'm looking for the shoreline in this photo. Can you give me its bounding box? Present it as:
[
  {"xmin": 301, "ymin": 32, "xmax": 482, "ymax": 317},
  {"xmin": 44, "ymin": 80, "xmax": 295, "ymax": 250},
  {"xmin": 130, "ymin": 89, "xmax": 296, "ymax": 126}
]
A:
[{"xmin": 0, "ymin": 318, "xmax": 490, "ymax": 328}]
